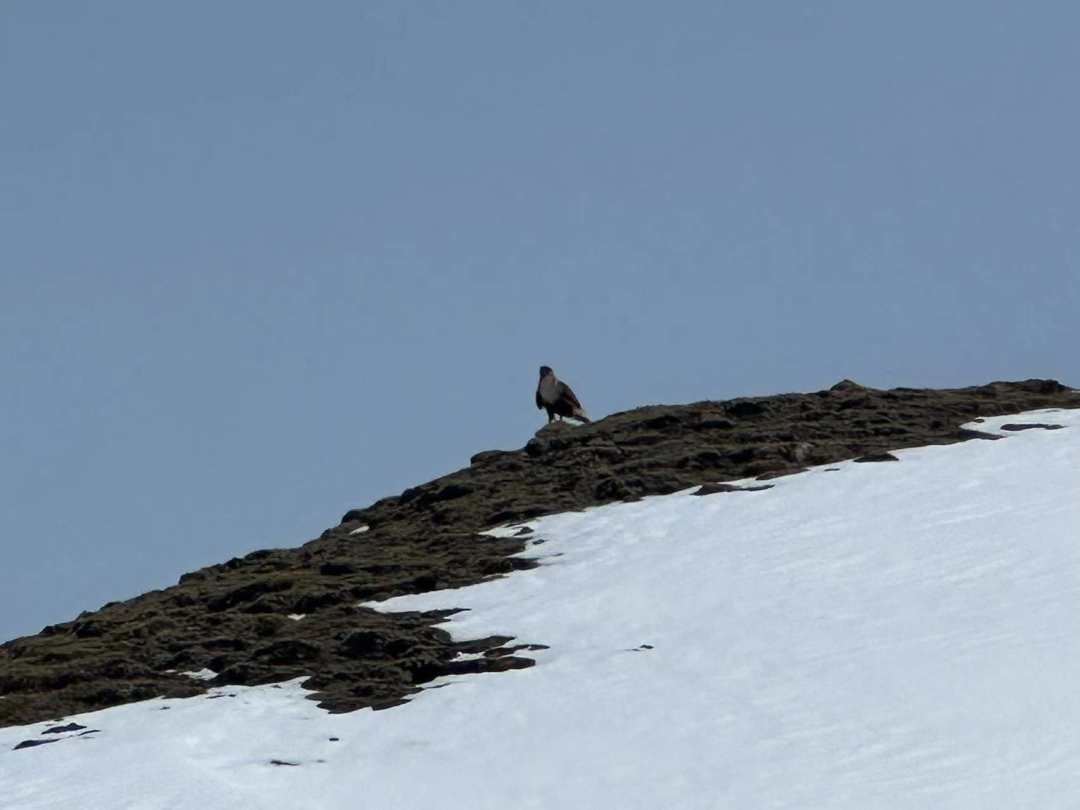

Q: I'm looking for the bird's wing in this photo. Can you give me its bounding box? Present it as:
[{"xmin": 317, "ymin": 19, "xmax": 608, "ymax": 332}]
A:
[
  {"xmin": 558, "ymin": 381, "xmax": 583, "ymax": 410},
  {"xmin": 535, "ymin": 386, "xmax": 544, "ymax": 409}
]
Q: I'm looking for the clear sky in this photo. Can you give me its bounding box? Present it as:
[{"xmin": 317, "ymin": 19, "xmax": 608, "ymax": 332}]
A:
[{"xmin": 2, "ymin": 1, "xmax": 1077, "ymax": 644}]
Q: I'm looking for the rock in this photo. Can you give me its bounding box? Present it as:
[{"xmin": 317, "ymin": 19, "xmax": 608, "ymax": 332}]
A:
[
  {"xmin": 1013, "ymin": 379, "xmax": 1069, "ymax": 394},
  {"xmin": 999, "ymin": 423, "xmax": 1064, "ymax": 431},
  {"xmin": 595, "ymin": 478, "xmax": 631, "ymax": 500},
  {"xmin": 853, "ymin": 452, "xmax": 899, "ymax": 462},
  {"xmin": 726, "ymin": 447, "xmax": 758, "ymax": 464},
  {"xmin": 339, "ymin": 630, "xmax": 385, "ymax": 657},
  {"xmin": 42, "ymin": 722, "xmax": 86, "ymax": 734},
  {"xmin": 252, "ymin": 640, "xmax": 320, "ymax": 665},
  {"xmin": 536, "ymin": 421, "xmax": 575, "ymax": 435},
  {"xmin": 756, "ymin": 467, "xmax": 807, "ymax": 481},
  {"xmin": 71, "ymin": 621, "xmax": 103, "ymax": 639},
  {"xmin": 470, "ymin": 449, "xmax": 513, "ymax": 465},
  {"xmin": 415, "ymin": 483, "xmax": 474, "ymax": 505},
  {"xmin": 206, "ymin": 579, "xmax": 293, "ymax": 613},
  {"xmin": 955, "ymin": 428, "xmax": 1004, "ymax": 441},
  {"xmin": 698, "ymin": 418, "xmax": 736, "ymax": 430},
  {"xmin": 318, "ymin": 562, "xmax": 356, "ymax": 576},
  {"xmin": 693, "ymin": 483, "xmax": 774, "ymax": 496},
  {"xmin": 726, "ymin": 400, "xmax": 767, "ymax": 418},
  {"xmin": 829, "ymin": 379, "xmax": 867, "ymax": 392},
  {"xmin": 785, "ymin": 442, "xmax": 816, "ymax": 464},
  {"xmin": 678, "ymin": 450, "xmax": 726, "ymax": 468},
  {"xmin": 641, "ymin": 414, "xmax": 682, "ymax": 430}
]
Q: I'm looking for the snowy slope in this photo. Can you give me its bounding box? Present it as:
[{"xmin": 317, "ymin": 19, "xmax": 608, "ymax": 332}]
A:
[{"xmin": 2, "ymin": 410, "xmax": 1078, "ymax": 809}]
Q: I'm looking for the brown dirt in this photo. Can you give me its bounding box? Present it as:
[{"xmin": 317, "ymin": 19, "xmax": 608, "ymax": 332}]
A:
[{"xmin": 1, "ymin": 378, "xmax": 1076, "ymax": 728}]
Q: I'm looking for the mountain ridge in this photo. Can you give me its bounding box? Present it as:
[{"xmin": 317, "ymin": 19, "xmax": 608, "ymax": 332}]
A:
[{"xmin": 2, "ymin": 378, "xmax": 1077, "ymax": 728}]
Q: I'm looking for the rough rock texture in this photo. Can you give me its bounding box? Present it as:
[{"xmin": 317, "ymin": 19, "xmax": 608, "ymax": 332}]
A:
[{"xmin": 1, "ymin": 378, "xmax": 1076, "ymax": 728}]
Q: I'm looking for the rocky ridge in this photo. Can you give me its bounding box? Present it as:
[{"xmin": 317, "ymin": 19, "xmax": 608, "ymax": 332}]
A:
[{"xmin": 1, "ymin": 378, "xmax": 1076, "ymax": 728}]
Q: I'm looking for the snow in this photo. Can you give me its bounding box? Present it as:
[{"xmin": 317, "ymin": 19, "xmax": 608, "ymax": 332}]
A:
[
  {"xmin": 2, "ymin": 409, "xmax": 1079, "ymax": 808},
  {"xmin": 179, "ymin": 669, "xmax": 217, "ymax": 682}
]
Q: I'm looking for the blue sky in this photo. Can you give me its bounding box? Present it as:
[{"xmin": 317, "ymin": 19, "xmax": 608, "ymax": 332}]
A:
[{"xmin": 2, "ymin": 1, "xmax": 1078, "ymax": 643}]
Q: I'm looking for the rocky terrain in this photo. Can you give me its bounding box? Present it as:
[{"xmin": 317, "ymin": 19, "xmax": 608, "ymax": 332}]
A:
[{"xmin": 2, "ymin": 378, "xmax": 1076, "ymax": 728}]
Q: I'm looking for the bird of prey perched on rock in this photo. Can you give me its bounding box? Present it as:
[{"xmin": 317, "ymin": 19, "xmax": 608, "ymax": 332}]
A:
[{"xmin": 536, "ymin": 366, "xmax": 590, "ymax": 424}]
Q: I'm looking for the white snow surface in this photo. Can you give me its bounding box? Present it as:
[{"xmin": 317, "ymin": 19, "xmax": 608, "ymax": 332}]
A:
[
  {"xmin": 3, "ymin": 409, "xmax": 1079, "ymax": 809},
  {"xmin": 179, "ymin": 669, "xmax": 217, "ymax": 682}
]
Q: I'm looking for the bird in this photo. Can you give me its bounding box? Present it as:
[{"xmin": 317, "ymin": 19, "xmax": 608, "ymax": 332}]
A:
[{"xmin": 535, "ymin": 365, "xmax": 590, "ymax": 424}]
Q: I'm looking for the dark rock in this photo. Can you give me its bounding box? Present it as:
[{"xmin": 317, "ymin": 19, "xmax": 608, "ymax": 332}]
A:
[
  {"xmin": 595, "ymin": 478, "xmax": 631, "ymax": 500},
  {"xmin": 693, "ymin": 483, "xmax": 774, "ymax": 496},
  {"xmin": 955, "ymin": 428, "xmax": 1004, "ymax": 441},
  {"xmin": 679, "ymin": 450, "xmax": 726, "ymax": 468},
  {"xmin": 71, "ymin": 621, "xmax": 103, "ymax": 639},
  {"xmin": 207, "ymin": 579, "xmax": 293, "ymax": 613},
  {"xmin": 339, "ymin": 630, "xmax": 386, "ymax": 657},
  {"xmin": 756, "ymin": 468, "xmax": 807, "ymax": 481},
  {"xmin": 43, "ymin": 722, "xmax": 86, "ymax": 734},
  {"xmin": 999, "ymin": 423, "xmax": 1064, "ymax": 431},
  {"xmin": 291, "ymin": 590, "xmax": 346, "ymax": 612},
  {"xmin": 318, "ymin": 562, "xmax": 356, "ymax": 576},
  {"xmin": 426, "ymin": 483, "xmax": 473, "ymax": 504},
  {"xmin": 253, "ymin": 617, "xmax": 284, "ymax": 638},
  {"xmin": 383, "ymin": 638, "xmax": 415, "ymax": 656},
  {"xmin": 784, "ymin": 442, "xmax": 816, "ymax": 464},
  {"xmin": 853, "ymin": 452, "xmax": 900, "ymax": 462},
  {"xmin": 697, "ymin": 418, "xmax": 736, "ymax": 430},
  {"xmin": 253, "ymin": 640, "xmax": 320, "ymax": 665},
  {"xmin": 641, "ymin": 414, "xmax": 682, "ymax": 430},
  {"xmin": 202, "ymin": 638, "xmax": 246, "ymax": 651},
  {"xmin": 726, "ymin": 447, "xmax": 758, "ymax": 464},
  {"xmin": 829, "ymin": 379, "xmax": 868, "ymax": 392},
  {"xmin": 482, "ymin": 656, "xmax": 534, "ymax": 674},
  {"xmin": 1009, "ymin": 379, "xmax": 1068, "ymax": 394},
  {"xmin": 483, "ymin": 643, "xmax": 550, "ymax": 658},
  {"xmin": 727, "ymin": 400, "xmax": 767, "ymax": 418},
  {"xmin": 470, "ymin": 450, "xmax": 513, "ymax": 465}
]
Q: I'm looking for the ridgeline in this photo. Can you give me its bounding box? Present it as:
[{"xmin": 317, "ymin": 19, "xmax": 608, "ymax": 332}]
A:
[{"xmin": 2, "ymin": 378, "xmax": 1076, "ymax": 728}]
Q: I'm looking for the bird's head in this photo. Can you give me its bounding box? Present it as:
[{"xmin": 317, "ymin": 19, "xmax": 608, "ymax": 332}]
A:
[{"xmin": 539, "ymin": 365, "xmax": 554, "ymax": 378}]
